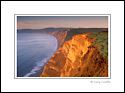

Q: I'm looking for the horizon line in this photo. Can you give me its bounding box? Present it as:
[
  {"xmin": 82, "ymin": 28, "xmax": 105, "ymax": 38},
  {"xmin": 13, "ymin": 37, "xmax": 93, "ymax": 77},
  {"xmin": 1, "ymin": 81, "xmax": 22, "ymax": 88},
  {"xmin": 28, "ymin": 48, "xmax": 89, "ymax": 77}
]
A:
[{"xmin": 17, "ymin": 27, "xmax": 108, "ymax": 30}]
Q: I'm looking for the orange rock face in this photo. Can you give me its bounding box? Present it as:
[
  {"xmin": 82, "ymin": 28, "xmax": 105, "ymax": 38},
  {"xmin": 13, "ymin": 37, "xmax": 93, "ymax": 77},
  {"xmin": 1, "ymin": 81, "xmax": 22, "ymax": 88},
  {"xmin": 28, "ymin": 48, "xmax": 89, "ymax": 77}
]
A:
[
  {"xmin": 48, "ymin": 30, "xmax": 68, "ymax": 47},
  {"xmin": 40, "ymin": 32, "xmax": 108, "ymax": 77}
]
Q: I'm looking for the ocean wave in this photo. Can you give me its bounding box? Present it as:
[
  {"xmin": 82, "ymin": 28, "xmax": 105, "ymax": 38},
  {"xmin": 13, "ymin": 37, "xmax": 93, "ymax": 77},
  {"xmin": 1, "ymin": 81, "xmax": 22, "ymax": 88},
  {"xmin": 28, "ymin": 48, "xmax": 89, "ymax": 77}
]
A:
[
  {"xmin": 23, "ymin": 36, "xmax": 58, "ymax": 77},
  {"xmin": 23, "ymin": 57, "xmax": 50, "ymax": 77}
]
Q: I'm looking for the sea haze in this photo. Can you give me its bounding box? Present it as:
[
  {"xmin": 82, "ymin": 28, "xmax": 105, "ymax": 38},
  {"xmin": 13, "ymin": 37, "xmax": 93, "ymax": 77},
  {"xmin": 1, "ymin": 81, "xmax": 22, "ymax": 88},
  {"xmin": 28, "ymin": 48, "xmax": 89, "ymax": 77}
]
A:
[{"xmin": 17, "ymin": 33, "xmax": 58, "ymax": 77}]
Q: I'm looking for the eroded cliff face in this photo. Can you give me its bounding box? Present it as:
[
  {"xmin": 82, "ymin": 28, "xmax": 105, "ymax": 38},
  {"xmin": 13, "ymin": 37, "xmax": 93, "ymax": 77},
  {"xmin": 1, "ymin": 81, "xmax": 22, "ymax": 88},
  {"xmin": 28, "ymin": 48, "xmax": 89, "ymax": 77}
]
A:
[
  {"xmin": 40, "ymin": 28, "xmax": 109, "ymax": 77},
  {"xmin": 40, "ymin": 31, "xmax": 108, "ymax": 77}
]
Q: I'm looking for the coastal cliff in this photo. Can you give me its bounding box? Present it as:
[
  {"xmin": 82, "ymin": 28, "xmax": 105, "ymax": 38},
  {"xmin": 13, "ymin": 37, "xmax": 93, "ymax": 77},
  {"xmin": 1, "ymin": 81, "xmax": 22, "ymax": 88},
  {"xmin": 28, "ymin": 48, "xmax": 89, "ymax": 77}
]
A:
[
  {"xmin": 40, "ymin": 30, "xmax": 108, "ymax": 77},
  {"xmin": 47, "ymin": 30, "xmax": 69, "ymax": 47}
]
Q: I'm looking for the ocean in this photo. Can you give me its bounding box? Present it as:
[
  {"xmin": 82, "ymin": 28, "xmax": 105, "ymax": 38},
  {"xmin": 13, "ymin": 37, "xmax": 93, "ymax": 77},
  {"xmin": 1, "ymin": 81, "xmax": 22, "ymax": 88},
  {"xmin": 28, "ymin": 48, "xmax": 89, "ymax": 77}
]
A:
[{"xmin": 17, "ymin": 33, "xmax": 58, "ymax": 77}]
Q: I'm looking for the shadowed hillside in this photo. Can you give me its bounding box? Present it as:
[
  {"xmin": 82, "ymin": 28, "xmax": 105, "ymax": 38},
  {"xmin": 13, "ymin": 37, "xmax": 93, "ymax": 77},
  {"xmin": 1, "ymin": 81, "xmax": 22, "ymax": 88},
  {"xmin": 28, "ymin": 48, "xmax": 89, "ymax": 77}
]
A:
[{"xmin": 64, "ymin": 28, "xmax": 108, "ymax": 41}]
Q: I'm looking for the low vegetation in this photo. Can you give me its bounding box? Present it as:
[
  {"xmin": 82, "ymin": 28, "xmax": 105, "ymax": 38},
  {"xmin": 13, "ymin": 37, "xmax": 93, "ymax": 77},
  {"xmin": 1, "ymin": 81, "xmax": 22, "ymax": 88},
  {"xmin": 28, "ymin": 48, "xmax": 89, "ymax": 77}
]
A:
[
  {"xmin": 88, "ymin": 31, "xmax": 108, "ymax": 58},
  {"xmin": 64, "ymin": 28, "xmax": 108, "ymax": 41}
]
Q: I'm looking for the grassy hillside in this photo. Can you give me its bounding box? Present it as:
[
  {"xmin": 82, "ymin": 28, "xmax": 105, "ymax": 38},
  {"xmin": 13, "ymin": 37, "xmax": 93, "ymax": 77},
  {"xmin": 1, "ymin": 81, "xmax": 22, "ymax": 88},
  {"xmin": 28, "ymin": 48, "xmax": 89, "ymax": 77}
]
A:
[
  {"xmin": 64, "ymin": 28, "xmax": 108, "ymax": 41},
  {"xmin": 87, "ymin": 31, "xmax": 108, "ymax": 58}
]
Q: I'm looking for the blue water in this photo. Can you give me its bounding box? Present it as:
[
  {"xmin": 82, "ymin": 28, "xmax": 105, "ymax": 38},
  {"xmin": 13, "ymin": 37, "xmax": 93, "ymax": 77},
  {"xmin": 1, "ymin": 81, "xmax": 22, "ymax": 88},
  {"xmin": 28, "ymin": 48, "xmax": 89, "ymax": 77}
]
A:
[{"xmin": 17, "ymin": 33, "xmax": 58, "ymax": 77}]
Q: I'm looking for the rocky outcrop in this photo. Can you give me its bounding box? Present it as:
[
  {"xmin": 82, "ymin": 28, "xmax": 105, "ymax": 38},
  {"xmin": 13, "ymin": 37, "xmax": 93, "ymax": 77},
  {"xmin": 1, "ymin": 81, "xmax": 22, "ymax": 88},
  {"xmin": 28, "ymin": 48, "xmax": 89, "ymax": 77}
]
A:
[{"xmin": 40, "ymin": 31, "xmax": 108, "ymax": 77}]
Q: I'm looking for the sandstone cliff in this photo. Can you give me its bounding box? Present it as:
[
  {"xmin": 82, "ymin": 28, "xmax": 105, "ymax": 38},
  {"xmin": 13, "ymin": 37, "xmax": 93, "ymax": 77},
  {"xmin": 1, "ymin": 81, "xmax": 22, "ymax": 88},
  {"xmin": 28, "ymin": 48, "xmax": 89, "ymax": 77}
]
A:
[
  {"xmin": 47, "ymin": 30, "xmax": 69, "ymax": 47},
  {"xmin": 40, "ymin": 31, "xmax": 108, "ymax": 77}
]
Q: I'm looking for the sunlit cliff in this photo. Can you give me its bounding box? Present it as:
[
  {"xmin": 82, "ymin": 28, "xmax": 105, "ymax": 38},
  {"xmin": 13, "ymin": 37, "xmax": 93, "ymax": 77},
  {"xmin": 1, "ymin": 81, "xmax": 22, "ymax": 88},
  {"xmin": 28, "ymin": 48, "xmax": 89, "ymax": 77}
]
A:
[{"xmin": 40, "ymin": 29, "xmax": 108, "ymax": 77}]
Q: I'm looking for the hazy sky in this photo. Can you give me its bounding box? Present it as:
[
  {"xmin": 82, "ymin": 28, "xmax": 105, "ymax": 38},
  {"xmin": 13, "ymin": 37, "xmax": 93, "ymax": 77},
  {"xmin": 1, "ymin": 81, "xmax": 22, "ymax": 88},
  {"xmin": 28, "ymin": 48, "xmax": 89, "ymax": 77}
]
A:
[{"xmin": 17, "ymin": 16, "xmax": 108, "ymax": 29}]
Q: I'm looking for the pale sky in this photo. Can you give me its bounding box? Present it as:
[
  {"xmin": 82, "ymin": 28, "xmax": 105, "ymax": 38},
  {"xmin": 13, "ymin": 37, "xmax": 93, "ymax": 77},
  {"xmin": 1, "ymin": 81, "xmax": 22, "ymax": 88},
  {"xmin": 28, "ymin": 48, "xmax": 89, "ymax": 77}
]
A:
[{"xmin": 17, "ymin": 16, "xmax": 108, "ymax": 29}]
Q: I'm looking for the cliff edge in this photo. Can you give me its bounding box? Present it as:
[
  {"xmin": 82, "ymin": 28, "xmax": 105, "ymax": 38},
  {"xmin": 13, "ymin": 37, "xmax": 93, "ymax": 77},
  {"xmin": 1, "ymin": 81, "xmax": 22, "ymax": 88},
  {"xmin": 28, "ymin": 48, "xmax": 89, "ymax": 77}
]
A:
[{"xmin": 40, "ymin": 31, "xmax": 108, "ymax": 77}]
